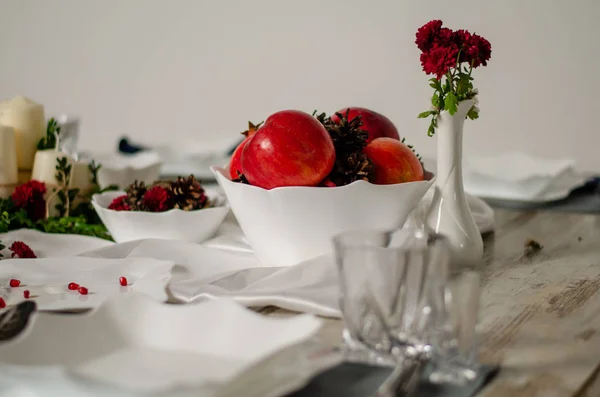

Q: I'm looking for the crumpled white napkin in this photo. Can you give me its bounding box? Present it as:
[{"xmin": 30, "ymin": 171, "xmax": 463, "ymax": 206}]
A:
[
  {"xmin": 81, "ymin": 190, "xmax": 493, "ymax": 318},
  {"xmin": 1, "ymin": 190, "xmax": 494, "ymax": 318}
]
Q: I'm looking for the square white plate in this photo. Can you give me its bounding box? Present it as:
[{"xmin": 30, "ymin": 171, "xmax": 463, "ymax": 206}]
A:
[
  {"xmin": 0, "ymin": 294, "xmax": 324, "ymax": 394},
  {"xmin": 0, "ymin": 257, "xmax": 173, "ymax": 311}
]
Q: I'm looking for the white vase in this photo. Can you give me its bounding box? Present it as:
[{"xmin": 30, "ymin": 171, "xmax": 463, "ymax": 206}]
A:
[{"xmin": 425, "ymin": 99, "xmax": 483, "ymax": 268}]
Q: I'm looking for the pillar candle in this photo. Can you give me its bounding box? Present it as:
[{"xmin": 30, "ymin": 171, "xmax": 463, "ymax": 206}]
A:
[
  {"xmin": 31, "ymin": 149, "xmax": 72, "ymax": 187},
  {"xmin": 0, "ymin": 125, "xmax": 18, "ymax": 198},
  {"xmin": 31, "ymin": 149, "xmax": 74, "ymax": 217},
  {"xmin": 71, "ymin": 160, "xmax": 94, "ymax": 196},
  {"xmin": 0, "ymin": 96, "xmax": 45, "ymax": 170}
]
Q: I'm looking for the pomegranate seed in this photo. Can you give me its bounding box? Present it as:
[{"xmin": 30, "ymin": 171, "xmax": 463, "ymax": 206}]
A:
[
  {"xmin": 78, "ymin": 286, "xmax": 88, "ymax": 295},
  {"xmin": 68, "ymin": 282, "xmax": 79, "ymax": 290},
  {"xmin": 9, "ymin": 279, "xmax": 20, "ymax": 288},
  {"xmin": 119, "ymin": 276, "xmax": 128, "ymax": 286},
  {"xmin": 0, "ymin": 297, "xmax": 5, "ymax": 308},
  {"xmin": 23, "ymin": 290, "xmax": 30, "ymax": 299}
]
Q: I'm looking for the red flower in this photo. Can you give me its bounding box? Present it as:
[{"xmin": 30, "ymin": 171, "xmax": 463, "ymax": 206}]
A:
[
  {"xmin": 11, "ymin": 180, "xmax": 47, "ymax": 222},
  {"xmin": 464, "ymin": 33, "xmax": 491, "ymax": 67},
  {"xmin": 9, "ymin": 241, "xmax": 37, "ymax": 258},
  {"xmin": 141, "ymin": 186, "xmax": 172, "ymax": 212},
  {"xmin": 415, "ymin": 20, "xmax": 443, "ymax": 52},
  {"xmin": 420, "ymin": 44, "xmax": 459, "ymax": 79},
  {"xmin": 108, "ymin": 195, "xmax": 131, "ymax": 211}
]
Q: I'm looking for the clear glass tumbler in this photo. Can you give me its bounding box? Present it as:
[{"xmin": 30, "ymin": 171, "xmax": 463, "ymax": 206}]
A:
[
  {"xmin": 332, "ymin": 228, "xmax": 450, "ymax": 367},
  {"xmin": 428, "ymin": 260, "xmax": 482, "ymax": 385}
]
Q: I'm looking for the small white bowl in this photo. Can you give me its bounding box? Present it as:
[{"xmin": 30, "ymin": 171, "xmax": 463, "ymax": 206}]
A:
[
  {"xmin": 86, "ymin": 151, "xmax": 163, "ymax": 190},
  {"xmin": 92, "ymin": 190, "xmax": 230, "ymax": 243},
  {"xmin": 212, "ymin": 166, "xmax": 434, "ymax": 266}
]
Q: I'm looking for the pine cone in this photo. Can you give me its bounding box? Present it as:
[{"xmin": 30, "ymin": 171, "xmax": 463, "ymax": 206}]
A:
[
  {"xmin": 168, "ymin": 175, "xmax": 209, "ymax": 211},
  {"xmin": 327, "ymin": 152, "xmax": 374, "ymax": 186},
  {"xmin": 125, "ymin": 180, "xmax": 147, "ymax": 210},
  {"xmin": 315, "ymin": 110, "xmax": 374, "ymax": 186}
]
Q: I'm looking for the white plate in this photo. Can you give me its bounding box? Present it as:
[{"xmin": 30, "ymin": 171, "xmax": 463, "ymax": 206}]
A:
[
  {"xmin": 0, "ymin": 229, "xmax": 114, "ymax": 258},
  {"xmin": 0, "ymin": 257, "xmax": 173, "ymax": 311},
  {"xmin": 456, "ymin": 152, "xmax": 586, "ymax": 203},
  {"xmin": 160, "ymin": 153, "xmax": 231, "ymax": 181},
  {"xmin": 83, "ymin": 151, "xmax": 163, "ymax": 190},
  {"xmin": 0, "ymin": 294, "xmax": 326, "ymax": 395}
]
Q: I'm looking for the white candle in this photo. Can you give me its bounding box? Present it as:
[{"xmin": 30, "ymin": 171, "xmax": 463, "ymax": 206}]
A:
[
  {"xmin": 31, "ymin": 149, "xmax": 73, "ymax": 187},
  {"xmin": 71, "ymin": 160, "xmax": 94, "ymax": 196},
  {"xmin": 0, "ymin": 96, "xmax": 45, "ymax": 170},
  {"xmin": 31, "ymin": 149, "xmax": 74, "ymax": 217},
  {"xmin": 0, "ymin": 125, "xmax": 18, "ymax": 198}
]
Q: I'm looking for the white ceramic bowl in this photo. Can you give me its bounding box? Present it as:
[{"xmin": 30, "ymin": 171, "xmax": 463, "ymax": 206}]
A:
[
  {"xmin": 212, "ymin": 166, "xmax": 434, "ymax": 266},
  {"xmin": 85, "ymin": 151, "xmax": 163, "ymax": 190},
  {"xmin": 92, "ymin": 190, "xmax": 230, "ymax": 243}
]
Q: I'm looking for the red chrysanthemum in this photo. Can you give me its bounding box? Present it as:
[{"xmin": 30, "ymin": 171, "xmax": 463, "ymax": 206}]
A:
[
  {"xmin": 415, "ymin": 20, "xmax": 443, "ymax": 52},
  {"xmin": 452, "ymin": 29, "xmax": 491, "ymax": 68},
  {"xmin": 464, "ymin": 33, "xmax": 492, "ymax": 68},
  {"xmin": 420, "ymin": 44, "xmax": 459, "ymax": 79},
  {"xmin": 11, "ymin": 180, "xmax": 47, "ymax": 222},
  {"xmin": 108, "ymin": 195, "xmax": 131, "ymax": 211},
  {"xmin": 9, "ymin": 241, "xmax": 37, "ymax": 258},
  {"xmin": 141, "ymin": 186, "xmax": 172, "ymax": 212}
]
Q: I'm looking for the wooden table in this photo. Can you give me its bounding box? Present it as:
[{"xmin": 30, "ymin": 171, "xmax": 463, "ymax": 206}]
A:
[{"xmin": 263, "ymin": 208, "xmax": 600, "ymax": 397}]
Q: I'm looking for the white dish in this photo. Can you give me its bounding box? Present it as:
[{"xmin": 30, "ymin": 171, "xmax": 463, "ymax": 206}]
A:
[
  {"xmin": 0, "ymin": 257, "xmax": 173, "ymax": 311},
  {"xmin": 92, "ymin": 190, "xmax": 230, "ymax": 244},
  {"xmin": 160, "ymin": 153, "xmax": 231, "ymax": 181},
  {"xmin": 85, "ymin": 151, "xmax": 163, "ymax": 190},
  {"xmin": 212, "ymin": 166, "xmax": 434, "ymax": 266},
  {"xmin": 460, "ymin": 152, "xmax": 586, "ymax": 202},
  {"xmin": 0, "ymin": 229, "xmax": 114, "ymax": 258},
  {"xmin": 0, "ymin": 294, "xmax": 325, "ymax": 395}
]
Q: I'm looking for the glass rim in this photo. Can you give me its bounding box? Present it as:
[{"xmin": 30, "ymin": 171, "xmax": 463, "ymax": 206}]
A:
[{"xmin": 333, "ymin": 227, "xmax": 450, "ymax": 253}]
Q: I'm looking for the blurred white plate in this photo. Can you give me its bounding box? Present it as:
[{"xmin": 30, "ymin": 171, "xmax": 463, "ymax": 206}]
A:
[
  {"xmin": 160, "ymin": 153, "xmax": 231, "ymax": 181},
  {"xmin": 0, "ymin": 294, "xmax": 328, "ymax": 396},
  {"xmin": 83, "ymin": 151, "xmax": 163, "ymax": 190},
  {"xmin": 0, "ymin": 257, "xmax": 173, "ymax": 311},
  {"xmin": 427, "ymin": 153, "xmax": 586, "ymax": 203}
]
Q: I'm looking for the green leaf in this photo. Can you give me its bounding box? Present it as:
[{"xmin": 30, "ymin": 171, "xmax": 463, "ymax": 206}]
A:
[
  {"xmin": 456, "ymin": 74, "xmax": 472, "ymax": 97},
  {"xmin": 37, "ymin": 118, "xmax": 61, "ymax": 150},
  {"xmin": 445, "ymin": 91, "xmax": 458, "ymax": 115},
  {"xmin": 429, "ymin": 78, "xmax": 443, "ymax": 92},
  {"xmin": 467, "ymin": 106, "xmax": 479, "ymax": 120},
  {"xmin": 427, "ymin": 119, "xmax": 436, "ymax": 137},
  {"xmin": 431, "ymin": 93, "xmax": 440, "ymax": 108},
  {"xmin": 418, "ymin": 110, "xmax": 434, "ymax": 119}
]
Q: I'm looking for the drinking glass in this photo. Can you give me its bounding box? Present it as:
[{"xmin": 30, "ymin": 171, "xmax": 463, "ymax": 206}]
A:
[
  {"xmin": 427, "ymin": 260, "xmax": 482, "ymax": 385},
  {"xmin": 332, "ymin": 228, "xmax": 450, "ymax": 367}
]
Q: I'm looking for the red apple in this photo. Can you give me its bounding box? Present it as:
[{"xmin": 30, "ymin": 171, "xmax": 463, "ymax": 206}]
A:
[
  {"xmin": 331, "ymin": 107, "xmax": 400, "ymax": 143},
  {"xmin": 229, "ymin": 137, "xmax": 249, "ymax": 179},
  {"xmin": 364, "ymin": 137, "xmax": 424, "ymax": 184},
  {"xmin": 228, "ymin": 121, "xmax": 262, "ymax": 179},
  {"xmin": 241, "ymin": 110, "xmax": 335, "ymax": 189}
]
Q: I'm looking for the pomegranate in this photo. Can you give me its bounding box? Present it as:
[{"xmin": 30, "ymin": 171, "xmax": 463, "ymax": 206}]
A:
[
  {"xmin": 331, "ymin": 107, "xmax": 400, "ymax": 143},
  {"xmin": 241, "ymin": 110, "xmax": 336, "ymax": 189},
  {"xmin": 229, "ymin": 121, "xmax": 262, "ymax": 179},
  {"xmin": 364, "ymin": 137, "xmax": 424, "ymax": 184}
]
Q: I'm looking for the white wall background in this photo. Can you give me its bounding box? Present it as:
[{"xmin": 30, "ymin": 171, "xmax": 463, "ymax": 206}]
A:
[{"xmin": 1, "ymin": 0, "xmax": 599, "ymax": 171}]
